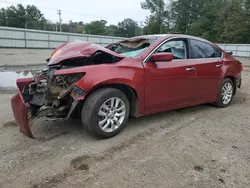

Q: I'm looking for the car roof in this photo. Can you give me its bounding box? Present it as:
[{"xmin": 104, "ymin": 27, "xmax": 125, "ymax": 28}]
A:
[{"xmin": 131, "ymin": 34, "xmax": 214, "ymax": 45}]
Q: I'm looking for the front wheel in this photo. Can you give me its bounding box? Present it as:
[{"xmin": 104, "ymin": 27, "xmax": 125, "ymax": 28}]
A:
[
  {"xmin": 215, "ymin": 78, "xmax": 234, "ymax": 108},
  {"xmin": 81, "ymin": 88, "xmax": 130, "ymax": 139}
]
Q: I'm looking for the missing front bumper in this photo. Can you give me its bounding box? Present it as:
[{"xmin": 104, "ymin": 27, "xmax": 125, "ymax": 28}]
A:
[
  {"xmin": 11, "ymin": 91, "xmax": 83, "ymax": 138},
  {"xmin": 11, "ymin": 76, "xmax": 86, "ymax": 138}
]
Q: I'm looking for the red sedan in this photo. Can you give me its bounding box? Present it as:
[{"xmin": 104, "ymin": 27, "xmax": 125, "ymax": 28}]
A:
[{"xmin": 11, "ymin": 34, "xmax": 243, "ymax": 139}]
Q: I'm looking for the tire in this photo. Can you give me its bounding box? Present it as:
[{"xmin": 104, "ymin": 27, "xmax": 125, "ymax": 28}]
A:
[
  {"xmin": 215, "ymin": 78, "xmax": 234, "ymax": 108},
  {"xmin": 81, "ymin": 88, "xmax": 130, "ymax": 139}
]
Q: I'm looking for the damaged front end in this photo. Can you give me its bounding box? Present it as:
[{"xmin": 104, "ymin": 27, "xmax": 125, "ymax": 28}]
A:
[
  {"xmin": 11, "ymin": 67, "xmax": 86, "ymax": 138},
  {"xmin": 11, "ymin": 40, "xmax": 124, "ymax": 138}
]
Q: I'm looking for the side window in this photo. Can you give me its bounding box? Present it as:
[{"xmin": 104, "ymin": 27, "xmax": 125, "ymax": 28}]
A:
[
  {"xmin": 214, "ymin": 47, "xmax": 223, "ymax": 58},
  {"xmin": 190, "ymin": 40, "xmax": 216, "ymax": 59},
  {"xmin": 155, "ymin": 40, "xmax": 187, "ymax": 60}
]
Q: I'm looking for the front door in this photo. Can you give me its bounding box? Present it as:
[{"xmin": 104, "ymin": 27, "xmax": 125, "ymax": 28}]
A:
[{"xmin": 144, "ymin": 39, "xmax": 197, "ymax": 112}]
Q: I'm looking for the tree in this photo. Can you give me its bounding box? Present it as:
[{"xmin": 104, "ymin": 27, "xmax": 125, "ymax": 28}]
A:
[
  {"xmin": 117, "ymin": 18, "xmax": 139, "ymax": 37},
  {"xmin": 0, "ymin": 8, "xmax": 7, "ymax": 26},
  {"xmin": 141, "ymin": 0, "xmax": 168, "ymax": 34},
  {"xmin": 143, "ymin": 15, "xmax": 159, "ymax": 34},
  {"xmin": 62, "ymin": 21, "xmax": 84, "ymax": 33},
  {"xmin": 84, "ymin": 20, "xmax": 108, "ymax": 35},
  {"xmin": 76, "ymin": 21, "xmax": 84, "ymax": 33},
  {"xmin": 0, "ymin": 4, "xmax": 47, "ymax": 29},
  {"xmin": 245, "ymin": 0, "xmax": 250, "ymax": 11},
  {"xmin": 170, "ymin": 0, "xmax": 232, "ymax": 42},
  {"xmin": 43, "ymin": 20, "xmax": 57, "ymax": 31},
  {"xmin": 107, "ymin": 24, "xmax": 120, "ymax": 36},
  {"xmin": 188, "ymin": 0, "xmax": 227, "ymax": 41},
  {"xmin": 244, "ymin": 0, "xmax": 250, "ymax": 42},
  {"xmin": 25, "ymin": 5, "xmax": 47, "ymax": 29},
  {"xmin": 170, "ymin": 0, "xmax": 202, "ymax": 34},
  {"xmin": 219, "ymin": 0, "xmax": 249, "ymax": 43}
]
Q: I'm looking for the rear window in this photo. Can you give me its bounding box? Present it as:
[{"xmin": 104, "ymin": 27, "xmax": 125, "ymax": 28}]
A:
[
  {"xmin": 190, "ymin": 40, "xmax": 216, "ymax": 59},
  {"xmin": 214, "ymin": 47, "xmax": 223, "ymax": 58}
]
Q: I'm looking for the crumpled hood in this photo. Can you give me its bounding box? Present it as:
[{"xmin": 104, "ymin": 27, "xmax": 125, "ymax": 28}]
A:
[{"xmin": 48, "ymin": 40, "xmax": 124, "ymax": 65}]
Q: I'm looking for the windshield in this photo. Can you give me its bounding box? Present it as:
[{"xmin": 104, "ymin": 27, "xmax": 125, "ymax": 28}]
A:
[{"xmin": 108, "ymin": 38, "xmax": 156, "ymax": 58}]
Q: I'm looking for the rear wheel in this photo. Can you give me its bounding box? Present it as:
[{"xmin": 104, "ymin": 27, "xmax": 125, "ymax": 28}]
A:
[
  {"xmin": 215, "ymin": 78, "xmax": 234, "ymax": 108},
  {"xmin": 81, "ymin": 88, "xmax": 130, "ymax": 139}
]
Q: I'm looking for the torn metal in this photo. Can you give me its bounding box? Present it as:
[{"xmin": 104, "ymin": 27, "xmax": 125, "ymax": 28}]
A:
[{"xmin": 11, "ymin": 40, "xmax": 124, "ymax": 138}]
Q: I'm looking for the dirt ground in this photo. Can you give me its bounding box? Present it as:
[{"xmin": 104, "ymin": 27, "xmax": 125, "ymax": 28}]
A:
[{"xmin": 0, "ymin": 56, "xmax": 250, "ymax": 188}]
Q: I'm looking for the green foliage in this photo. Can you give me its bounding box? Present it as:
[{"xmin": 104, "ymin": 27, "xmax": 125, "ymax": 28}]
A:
[
  {"xmin": 188, "ymin": 0, "xmax": 227, "ymax": 42},
  {"xmin": 245, "ymin": 0, "xmax": 250, "ymax": 11},
  {"xmin": 61, "ymin": 21, "xmax": 84, "ymax": 33},
  {"xmin": 219, "ymin": 0, "xmax": 249, "ymax": 43},
  {"xmin": 117, "ymin": 18, "xmax": 140, "ymax": 37},
  {"xmin": 141, "ymin": 0, "xmax": 168, "ymax": 34},
  {"xmin": 107, "ymin": 24, "xmax": 120, "ymax": 36},
  {"xmin": 143, "ymin": 15, "xmax": 162, "ymax": 34},
  {"xmin": 159, "ymin": 0, "xmax": 250, "ymax": 43},
  {"xmin": 1, "ymin": 1, "xmax": 250, "ymax": 43},
  {"xmin": 84, "ymin": 20, "xmax": 107, "ymax": 35},
  {"xmin": 92, "ymin": 18, "xmax": 141, "ymax": 37},
  {"xmin": 0, "ymin": 8, "xmax": 7, "ymax": 26},
  {"xmin": 0, "ymin": 4, "xmax": 47, "ymax": 29}
]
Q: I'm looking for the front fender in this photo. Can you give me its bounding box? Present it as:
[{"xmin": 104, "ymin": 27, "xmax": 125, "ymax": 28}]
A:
[
  {"xmin": 72, "ymin": 63, "xmax": 144, "ymax": 93},
  {"xmin": 73, "ymin": 65, "xmax": 145, "ymax": 116},
  {"xmin": 76, "ymin": 78, "xmax": 138, "ymax": 93}
]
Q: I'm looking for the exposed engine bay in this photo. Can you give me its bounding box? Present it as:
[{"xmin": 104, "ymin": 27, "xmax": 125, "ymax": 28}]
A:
[{"xmin": 21, "ymin": 49, "xmax": 123, "ymax": 120}]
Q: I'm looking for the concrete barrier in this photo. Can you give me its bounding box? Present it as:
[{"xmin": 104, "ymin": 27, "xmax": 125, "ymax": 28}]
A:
[
  {"xmin": 217, "ymin": 44, "xmax": 250, "ymax": 57},
  {"xmin": 0, "ymin": 26, "xmax": 125, "ymax": 49}
]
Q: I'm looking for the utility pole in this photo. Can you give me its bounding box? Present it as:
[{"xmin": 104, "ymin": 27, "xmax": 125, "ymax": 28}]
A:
[
  {"xmin": 25, "ymin": 11, "xmax": 28, "ymax": 29},
  {"xmin": 139, "ymin": 21, "xmax": 144, "ymax": 35},
  {"xmin": 57, "ymin": 10, "xmax": 62, "ymax": 32}
]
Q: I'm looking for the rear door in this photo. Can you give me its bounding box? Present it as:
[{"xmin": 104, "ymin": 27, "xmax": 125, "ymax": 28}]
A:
[
  {"xmin": 144, "ymin": 38, "xmax": 197, "ymax": 111},
  {"xmin": 189, "ymin": 39, "xmax": 224, "ymax": 103}
]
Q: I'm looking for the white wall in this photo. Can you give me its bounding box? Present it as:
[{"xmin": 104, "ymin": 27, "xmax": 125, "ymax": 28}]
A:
[
  {"xmin": 0, "ymin": 26, "xmax": 125, "ymax": 49},
  {"xmin": 217, "ymin": 44, "xmax": 250, "ymax": 57}
]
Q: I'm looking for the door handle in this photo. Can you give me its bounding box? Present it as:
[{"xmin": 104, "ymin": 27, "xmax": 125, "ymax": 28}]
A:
[
  {"xmin": 216, "ymin": 64, "xmax": 223, "ymax": 68},
  {"xmin": 186, "ymin": 67, "xmax": 196, "ymax": 72}
]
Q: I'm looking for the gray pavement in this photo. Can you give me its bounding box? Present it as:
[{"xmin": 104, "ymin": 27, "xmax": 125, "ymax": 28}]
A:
[{"xmin": 0, "ymin": 48, "xmax": 51, "ymax": 67}]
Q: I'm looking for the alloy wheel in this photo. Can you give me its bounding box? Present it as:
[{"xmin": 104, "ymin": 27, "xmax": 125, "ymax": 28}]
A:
[
  {"xmin": 98, "ymin": 97, "xmax": 126, "ymax": 133},
  {"xmin": 221, "ymin": 82, "xmax": 233, "ymax": 105}
]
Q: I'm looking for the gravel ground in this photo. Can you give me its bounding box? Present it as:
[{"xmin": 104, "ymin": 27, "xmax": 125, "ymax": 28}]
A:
[{"xmin": 0, "ymin": 56, "xmax": 249, "ymax": 188}]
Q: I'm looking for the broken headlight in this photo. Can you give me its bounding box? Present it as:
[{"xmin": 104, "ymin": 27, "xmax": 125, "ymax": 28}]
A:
[{"xmin": 54, "ymin": 73, "xmax": 85, "ymax": 88}]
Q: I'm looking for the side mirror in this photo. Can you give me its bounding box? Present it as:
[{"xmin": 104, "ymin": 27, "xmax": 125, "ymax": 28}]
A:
[
  {"xmin": 151, "ymin": 52, "xmax": 174, "ymax": 62},
  {"xmin": 226, "ymin": 51, "xmax": 233, "ymax": 56}
]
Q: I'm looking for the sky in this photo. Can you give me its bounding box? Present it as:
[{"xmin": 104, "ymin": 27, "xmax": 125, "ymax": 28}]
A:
[{"xmin": 0, "ymin": 0, "xmax": 151, "ymax": 25}]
